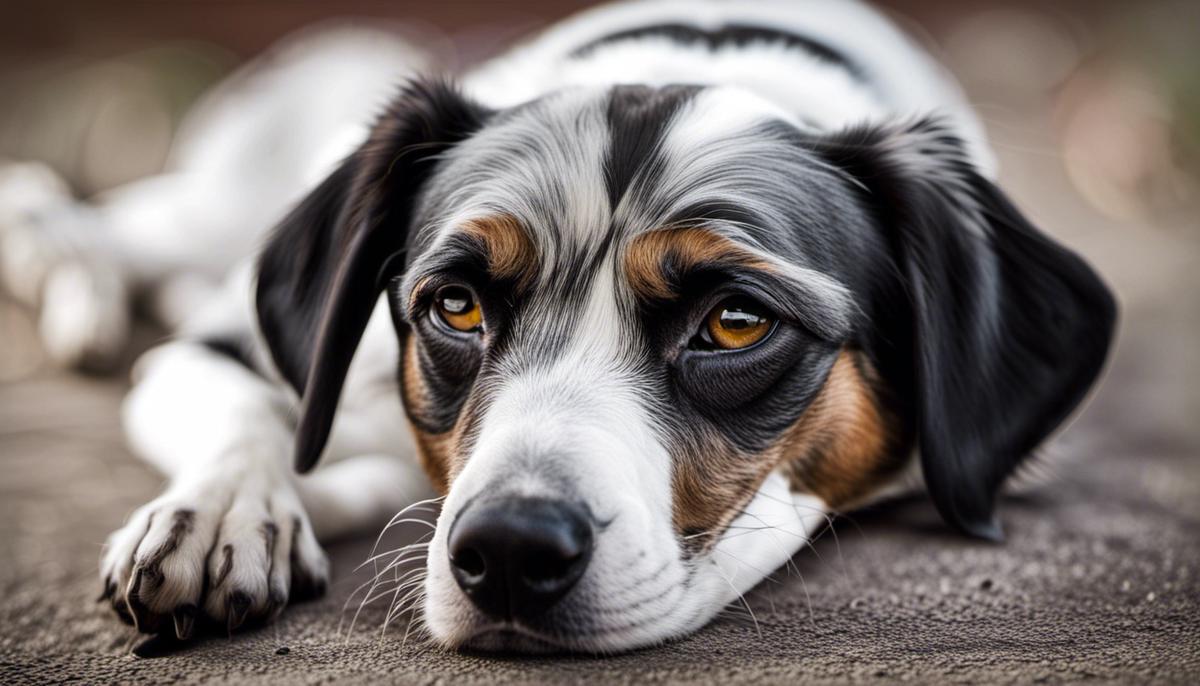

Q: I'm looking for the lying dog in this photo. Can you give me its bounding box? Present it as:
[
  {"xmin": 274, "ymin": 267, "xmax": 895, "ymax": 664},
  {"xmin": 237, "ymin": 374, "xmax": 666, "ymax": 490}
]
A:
[{"xmin": 31, "ymin": 0, "xmax": 1113, "ymax": 652}]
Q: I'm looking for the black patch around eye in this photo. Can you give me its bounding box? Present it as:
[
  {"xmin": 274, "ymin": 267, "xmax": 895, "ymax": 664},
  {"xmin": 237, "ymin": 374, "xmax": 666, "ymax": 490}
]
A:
[
  {"xmin": 387, "ymin": 274, "xmax": 489, "ymax": 434},
  {"xmin": 411, "ymin": 332, "xmax": 483, "ymax": 433},
  {"xmin": 677, "ymin": 323, "xmax": 835, "ymax": 408},
  {"xmin": 672, "ymin": 336, "xmax": 840, "ymax": 453},
  {"xmin": 641, "ymin": 274, "xmax": 844, "ymax": 452}
]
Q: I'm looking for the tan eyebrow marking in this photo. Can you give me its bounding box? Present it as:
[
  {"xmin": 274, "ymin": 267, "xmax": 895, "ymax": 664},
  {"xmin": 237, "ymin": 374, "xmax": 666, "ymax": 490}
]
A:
[
  {"xmin": 623, "ymin": 227, "xmax": 775, "ymax": 300},
  {"xmin": 459, "ymin": 214, "xmax": 538, "ymax": 287}
]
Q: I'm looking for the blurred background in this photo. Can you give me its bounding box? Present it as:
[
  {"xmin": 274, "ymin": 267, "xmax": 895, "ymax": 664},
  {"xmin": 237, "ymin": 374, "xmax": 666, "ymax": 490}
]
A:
[
  {"xmin": 0, "ymin": 0, "xmax": 1197, "ymax": 380},
  {"xmin": 0, "ymin": 1, "xmax": 1197, "ymax": 681}
]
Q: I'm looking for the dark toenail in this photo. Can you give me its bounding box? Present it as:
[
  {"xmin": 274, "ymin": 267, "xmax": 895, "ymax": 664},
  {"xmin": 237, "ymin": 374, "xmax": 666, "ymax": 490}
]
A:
[
  {"xmin": 267, "ymin": 587, "xmax": 287, "ymax": 619},
  {"xmin": 113, "ymin": 598, "xmax": 135, "ymax": 626},
  {"xmin": 227, "ymin": 591, "xmax": 252, "ymax": 634},
  {"xmin": 173, "ymin": 604, "xmax": 197, "ymax": 640}
]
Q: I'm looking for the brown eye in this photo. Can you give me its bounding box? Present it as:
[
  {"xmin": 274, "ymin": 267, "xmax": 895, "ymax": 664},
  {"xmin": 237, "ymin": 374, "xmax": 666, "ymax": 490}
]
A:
[
  {"xmin": 434, "ymin": 285, "xmax": 482, "ymax": 332},
  {"xmin": 702, "ymin": 298, "xmax": 774, "ymax": 350}
]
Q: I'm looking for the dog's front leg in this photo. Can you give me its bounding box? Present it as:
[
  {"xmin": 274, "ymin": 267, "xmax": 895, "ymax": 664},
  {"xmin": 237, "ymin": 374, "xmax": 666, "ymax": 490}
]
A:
[{"xmin": 99, "ymin": 341, "xmax": 329, "ymax": 638}]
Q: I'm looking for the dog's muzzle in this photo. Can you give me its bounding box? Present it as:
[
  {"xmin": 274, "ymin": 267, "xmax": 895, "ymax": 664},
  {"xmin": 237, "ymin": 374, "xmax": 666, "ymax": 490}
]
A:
[{"xmin": 448, "ymin": 496, "xmax": 594, "ymax": 621}]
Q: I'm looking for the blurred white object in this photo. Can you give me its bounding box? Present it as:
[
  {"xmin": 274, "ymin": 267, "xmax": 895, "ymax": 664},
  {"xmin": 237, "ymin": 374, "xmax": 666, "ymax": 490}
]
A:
[
  {"xmin": 0, "ymin": 160, "xmax": 74, "ymax": 304},
  {"xmin": 0, "ymin": 24, "xmax": 433, "ymax": 370},
  {"xmin": 38, "ymin": 258, "xmax": 130, "ymax": 369}
]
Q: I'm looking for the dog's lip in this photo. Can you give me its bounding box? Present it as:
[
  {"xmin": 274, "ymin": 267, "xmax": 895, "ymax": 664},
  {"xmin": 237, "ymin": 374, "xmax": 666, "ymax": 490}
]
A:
[{"xmin": 459, "ymin": 622, "xmax": 566, "ymax": 654}]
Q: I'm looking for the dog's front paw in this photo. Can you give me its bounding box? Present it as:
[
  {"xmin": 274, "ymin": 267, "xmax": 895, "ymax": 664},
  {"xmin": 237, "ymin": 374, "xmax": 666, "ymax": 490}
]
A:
[{"xmin": 99, "ymin": 476, "xmax": 329, "ymax": 639}]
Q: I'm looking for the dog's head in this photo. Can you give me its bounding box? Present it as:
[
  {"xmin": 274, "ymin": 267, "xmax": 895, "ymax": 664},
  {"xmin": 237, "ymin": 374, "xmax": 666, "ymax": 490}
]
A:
[{"xmin": 255, "ymin": 80, "xmax": 1115, "ymax": 652}]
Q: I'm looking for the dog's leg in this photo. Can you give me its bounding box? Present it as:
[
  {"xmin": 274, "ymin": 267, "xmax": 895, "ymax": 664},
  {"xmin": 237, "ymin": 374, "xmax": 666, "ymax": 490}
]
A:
[
  {"xmin": 0, "ymin": 162, "xmax": 131, "ymax": 369},
  {"xmin": 100, "ymin": 341, "xmax": 329, "ymax": 636},
  {"xmin": 0, "ymin": 158, "xmax": 284, "ymax": 370},
  {"xmin": 295, "ymin": 455, "xmax": 436, "ymax": 542}
]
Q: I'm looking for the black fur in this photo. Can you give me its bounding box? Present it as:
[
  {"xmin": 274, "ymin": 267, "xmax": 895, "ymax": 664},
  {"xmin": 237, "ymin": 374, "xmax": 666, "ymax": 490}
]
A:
[
  {"xmin": 573, "ymin": 22, "xmax": 862, "ymax": 79},
  {"xmin": 200, "ymin": 336, "xmax": 257, "ymax": 372},
  {"xmin": 812, "ymin": 119, "xmax": 1118, "ymax": 539},
  {"xmin": 603, "ymin": 84, "xmax": 700, "ymax": 209},
  {"xmin": 255, "ymin": 78, "xmax": 490, "ymax": 472}
]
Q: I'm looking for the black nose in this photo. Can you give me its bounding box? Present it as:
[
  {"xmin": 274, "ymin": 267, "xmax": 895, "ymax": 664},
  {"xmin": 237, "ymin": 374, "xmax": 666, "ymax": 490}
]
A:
[{"xmin": 448, "ymin": 496, "xmax": 593, "ymax": 620}]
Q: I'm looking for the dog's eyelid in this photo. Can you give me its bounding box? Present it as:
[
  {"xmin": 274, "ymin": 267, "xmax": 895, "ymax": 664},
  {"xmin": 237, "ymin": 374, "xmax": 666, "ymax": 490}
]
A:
[
  {"xmin": 731, "ymin": 269, "xmax": 853, "ymax": 344},
  {"xmin": 404, "ymin": 265, "xmax": 487, "ymax": 309}
]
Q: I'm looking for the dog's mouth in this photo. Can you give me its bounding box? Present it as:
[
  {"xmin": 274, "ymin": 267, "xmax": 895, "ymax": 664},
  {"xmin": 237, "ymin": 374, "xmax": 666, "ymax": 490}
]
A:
[{"xmin": 458, "ymin": 623, "xmax": 574, "ymax": 654}]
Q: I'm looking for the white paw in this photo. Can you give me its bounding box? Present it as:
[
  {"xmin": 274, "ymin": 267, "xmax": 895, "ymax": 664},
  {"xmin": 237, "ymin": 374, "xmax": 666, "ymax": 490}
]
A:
[
  {"xmin": 38, "ymin": 259, "xmax": 130, "ymax": 370},
  {"xmin": 100, "ymin": 474, "xmax": 329, "ymax": 638},
  {"xmin": 0, "ymin": 161, "xmax": 72, "ymax": 219},
  {"xmin": 0, "ymin": 161, "xmax": 73, "ymax": 305}
]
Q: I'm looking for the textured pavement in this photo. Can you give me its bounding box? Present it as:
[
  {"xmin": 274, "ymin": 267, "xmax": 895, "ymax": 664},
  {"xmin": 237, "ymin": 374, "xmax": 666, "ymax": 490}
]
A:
[
  {"xmin": 1, "ymin": 312, "xmax": 1198, "ymax": 684},
  {"xmin": 2, "ymin": 164, "xmax": 1199, "ymax": 684}
]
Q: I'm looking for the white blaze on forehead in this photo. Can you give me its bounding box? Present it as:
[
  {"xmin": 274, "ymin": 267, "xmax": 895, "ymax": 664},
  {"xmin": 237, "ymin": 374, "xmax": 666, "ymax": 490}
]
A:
[
  {"xmin": 669, "ymin": 86, "xmax": 802, "ymax": 147},
  {"xmin": 449, "ymin": 256, "xmax": 672, "ymax": 517},
  {"xmin": 637, "ymin": 85, "xmax": 804, "ymax": 235}
]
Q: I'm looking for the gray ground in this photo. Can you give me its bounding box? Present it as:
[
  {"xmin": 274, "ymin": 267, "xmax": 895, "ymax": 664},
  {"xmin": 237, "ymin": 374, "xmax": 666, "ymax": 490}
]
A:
[
  {"xmin": 2, "ymin": 11, "xmax": 1200, "ymax": 685},
  {"xmin": 1, "ymin": 299, "xmax": 1198, "ymax": 685}
]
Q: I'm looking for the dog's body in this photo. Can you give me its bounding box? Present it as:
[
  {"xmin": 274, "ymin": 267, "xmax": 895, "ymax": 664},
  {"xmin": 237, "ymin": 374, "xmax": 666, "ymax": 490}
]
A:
[{"xmin": 3, "ymin": 1, "xmax": 1113, "ymax": 652}]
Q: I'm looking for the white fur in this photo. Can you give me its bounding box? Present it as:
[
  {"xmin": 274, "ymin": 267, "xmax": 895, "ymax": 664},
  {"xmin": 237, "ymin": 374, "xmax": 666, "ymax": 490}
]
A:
[
  {"xmin": 425, "ymin": 255, "xmax": 685, "ymax": 647},
  {"xmin": 0, "ymin": 0, "xmax": 996, "ymax": 651}
]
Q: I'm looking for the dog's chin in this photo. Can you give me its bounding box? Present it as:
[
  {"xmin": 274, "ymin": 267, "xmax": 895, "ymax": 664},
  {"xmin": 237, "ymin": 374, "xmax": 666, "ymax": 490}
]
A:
[{"xmin": 458, "ymin": 625, "xmax": 574, "ymax": 655}]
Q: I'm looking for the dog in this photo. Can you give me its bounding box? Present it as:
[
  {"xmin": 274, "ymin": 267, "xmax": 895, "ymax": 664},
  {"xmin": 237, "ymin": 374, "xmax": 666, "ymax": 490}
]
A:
[{"xmin": 5, "ymin": 0, "xmax": 1116, "ymax": 653}]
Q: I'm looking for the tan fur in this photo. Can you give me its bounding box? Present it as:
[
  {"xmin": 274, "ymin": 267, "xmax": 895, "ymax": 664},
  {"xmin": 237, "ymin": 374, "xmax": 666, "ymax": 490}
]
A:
[
  {"xmin": 624, "ymin": 227, "xmax": 774, "ymax": 300},
  {"xmin": 398, "ymin": 216, "xmax": 535, "ymax": 494},
  {"xmin": 408, "ymin": 216, "xmax": 897, "ymax": 538},
  {"xmin": 671, "ymin": 428, "xmax": 783, "ymax": 550},
  {"xmin": 460, "ymin": 214, "xmax": 537, "ymax": 287},
  {"xmin": 671, "ymin": 350, "xmax": 900, "ymax": 549},
  {"xmin": 777, "ymin": 351, "xmax": 901, "ymax": 509},
  {"xmin": 399, "ymin": 335, "xmax": 456, "ymax": 494}
]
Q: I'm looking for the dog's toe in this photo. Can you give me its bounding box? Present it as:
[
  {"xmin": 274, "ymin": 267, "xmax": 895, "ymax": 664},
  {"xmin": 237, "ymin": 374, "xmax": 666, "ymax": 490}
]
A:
[
  {"xmin": 201, "ymin": 493, "xmax": 326, "ymax": 633},
  {"xmin": 124, "ymin": 505, "xmax": 219, "ymax": 636},
  {"xmin": 102, "ymin": 483, "xmax": 327, "ymax": 639},
  {"xmin": 287, "ymin": 509, "xmax": 331, "ymax": 603},
  {"xmin": 100, "ymin": 504, "xmax": 153, "ymax": 627}
]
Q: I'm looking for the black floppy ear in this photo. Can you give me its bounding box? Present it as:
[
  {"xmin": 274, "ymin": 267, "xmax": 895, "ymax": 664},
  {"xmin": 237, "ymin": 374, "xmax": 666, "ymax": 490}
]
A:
[
  {"xmin": 814, "ymin": 119, "xmax": 1117, "ymax": 540},
  {"xmin": 255, "ymin": 79, "xmax": 488, "ymax": 473}
]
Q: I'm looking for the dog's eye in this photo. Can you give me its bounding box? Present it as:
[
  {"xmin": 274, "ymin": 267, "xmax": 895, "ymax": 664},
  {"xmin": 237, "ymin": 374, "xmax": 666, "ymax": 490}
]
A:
[
  {"xmin": 698, "ymin": 297, "xmax": 774, "ymax": 350},
  {"xmin": 434, "ymin": 285, "xmax": 482, "ymax": 333}
]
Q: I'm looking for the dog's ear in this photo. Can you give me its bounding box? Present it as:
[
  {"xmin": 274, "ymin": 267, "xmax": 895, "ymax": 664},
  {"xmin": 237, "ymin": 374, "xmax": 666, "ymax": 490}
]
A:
[
  {"xmin": 812, "ymin": 119, "xmax": 1117, "ymax": 540},
  {"xmin": 255, "ymin": 79, "xmax": 488, "ymax": 473}
]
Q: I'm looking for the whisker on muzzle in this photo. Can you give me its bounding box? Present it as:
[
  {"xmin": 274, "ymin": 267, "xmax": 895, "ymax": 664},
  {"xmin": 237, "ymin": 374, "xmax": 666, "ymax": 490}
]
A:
[{"xmin": 339, "ymin": 496, "xmax": 444, "ymax": 643}]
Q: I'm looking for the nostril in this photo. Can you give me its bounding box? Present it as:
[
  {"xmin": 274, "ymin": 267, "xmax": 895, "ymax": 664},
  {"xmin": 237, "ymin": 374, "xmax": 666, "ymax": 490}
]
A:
[
  {"xmin": 447, "ymin": 496, "xmax": 594, "ymax": 620},
  {"xmin": 522, "ymin": 550, "xmax": 583, "ymax": 590},
  {"xmin": 452, "ymin": 547, "xmax": 486, "ymax": 581}
]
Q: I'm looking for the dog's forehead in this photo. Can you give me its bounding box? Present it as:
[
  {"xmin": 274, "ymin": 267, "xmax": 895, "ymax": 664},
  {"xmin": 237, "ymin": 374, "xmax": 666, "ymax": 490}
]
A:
[
  {"xmin": 413, "ymin": 85, "xmax": 820, "ymax": 261},
  {"xmin": 404, "ymin": 84, "xmax": 859, "ymax": 342}
]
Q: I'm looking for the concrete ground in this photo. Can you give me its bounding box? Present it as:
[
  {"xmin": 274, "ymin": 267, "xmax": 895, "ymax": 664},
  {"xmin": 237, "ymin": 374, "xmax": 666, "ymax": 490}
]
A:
[
  {"xmin": 1, "ymin": 296, "xmax": 1198, "ymax": 685},
  {"xmin": 2, "ymin": 4, "xmax": 1199, "ymax": 684}
]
